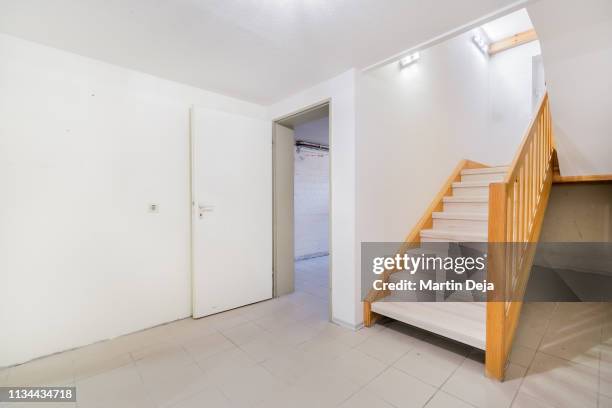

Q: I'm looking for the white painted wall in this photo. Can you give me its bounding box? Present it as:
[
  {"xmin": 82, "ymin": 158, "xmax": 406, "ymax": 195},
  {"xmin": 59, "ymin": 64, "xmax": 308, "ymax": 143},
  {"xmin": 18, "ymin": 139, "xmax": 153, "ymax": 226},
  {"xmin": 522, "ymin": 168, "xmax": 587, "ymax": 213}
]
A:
[
  {"xmin": 268, "ymin": 70, "xmax": 359, "ymax": 328},
  {"xmin": 294, "ymin": 117, "xmax": 329, "ymax": 260},
  {"xmin": 294, "ymin": 145, "xmax": 329, "ymax": 260},
  {"xmin": 0, "ymin": 33, "xmax": 266, "ymax": 367},
  {"xmin": 355, "ymin": 28, "xmax": 540, "ymax": 278},
  {"xmin": 527, "ymin": 0, "xmax": 612, "ymax": 176},
  {"xmin": 489, "ymin": 40, "xmax": 542, "ymax": 153}
]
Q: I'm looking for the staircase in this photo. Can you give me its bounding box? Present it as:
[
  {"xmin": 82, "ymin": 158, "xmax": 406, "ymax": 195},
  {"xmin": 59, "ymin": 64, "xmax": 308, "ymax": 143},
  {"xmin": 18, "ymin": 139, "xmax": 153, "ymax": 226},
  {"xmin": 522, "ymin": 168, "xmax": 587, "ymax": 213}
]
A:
[
  {"xmin": 420, "ymin": 167, "xmax": 507, "ymax": 243},
  {"xmin": 369, "ymin": 165, "xmax": 508, "ymax": 350},
  {"xmin": 364, "ymin": 93, "xmax": 555, "ymax": 380}
]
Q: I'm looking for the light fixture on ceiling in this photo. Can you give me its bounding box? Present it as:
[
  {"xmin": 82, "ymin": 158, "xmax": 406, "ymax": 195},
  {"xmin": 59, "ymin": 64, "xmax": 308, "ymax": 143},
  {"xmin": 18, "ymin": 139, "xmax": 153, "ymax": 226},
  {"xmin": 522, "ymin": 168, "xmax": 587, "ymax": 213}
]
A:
[
  {"xmin": 399, "ymin": 52, "xmax": 420, "ymax": 69},
  {"xmin": 472, "ymin": 34, "xmax": 490, "ymax": 55}
]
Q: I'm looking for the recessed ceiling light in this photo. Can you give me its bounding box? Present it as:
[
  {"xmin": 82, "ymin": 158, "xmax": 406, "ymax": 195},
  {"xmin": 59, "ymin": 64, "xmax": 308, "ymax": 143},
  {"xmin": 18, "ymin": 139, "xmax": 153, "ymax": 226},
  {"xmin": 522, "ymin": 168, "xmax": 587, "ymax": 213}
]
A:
[
  {"xmin": 472, "ymin": 34, "xmax": 490, "ymax": 54},
  {"xmin": 399, "ymin": 52, "xmax": 420, "ymax": 69}
]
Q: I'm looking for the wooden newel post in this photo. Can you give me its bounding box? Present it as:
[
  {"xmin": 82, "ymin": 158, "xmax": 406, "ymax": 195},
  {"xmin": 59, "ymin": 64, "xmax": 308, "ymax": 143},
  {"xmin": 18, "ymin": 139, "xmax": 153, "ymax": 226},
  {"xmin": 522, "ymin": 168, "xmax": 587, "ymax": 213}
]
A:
[{"xmin": 486, "ymin": 182, "xmax": 507, "ymax": 380}]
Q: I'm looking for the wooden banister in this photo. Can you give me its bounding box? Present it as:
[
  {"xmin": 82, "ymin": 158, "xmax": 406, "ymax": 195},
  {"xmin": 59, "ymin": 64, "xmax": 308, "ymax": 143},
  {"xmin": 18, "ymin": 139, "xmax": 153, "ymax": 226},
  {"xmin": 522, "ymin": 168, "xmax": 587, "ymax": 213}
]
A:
[{"xmin": 486, "ymin": 92, "xmax": 555, "ymax": 379}]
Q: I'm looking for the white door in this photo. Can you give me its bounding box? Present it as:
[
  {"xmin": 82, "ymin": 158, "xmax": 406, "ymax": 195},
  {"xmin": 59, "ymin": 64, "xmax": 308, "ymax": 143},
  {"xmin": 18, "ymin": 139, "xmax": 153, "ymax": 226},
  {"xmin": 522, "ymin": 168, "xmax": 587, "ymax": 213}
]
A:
[{"xmin": 191, "ymin": 108, "xmax": 272, "ymax": 318}]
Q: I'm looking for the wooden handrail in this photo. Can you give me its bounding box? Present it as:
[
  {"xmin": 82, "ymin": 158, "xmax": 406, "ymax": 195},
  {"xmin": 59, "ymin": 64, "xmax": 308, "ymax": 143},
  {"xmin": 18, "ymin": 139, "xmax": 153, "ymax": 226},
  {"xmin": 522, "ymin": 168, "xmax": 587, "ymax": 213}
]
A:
[{"xmin": 486, "ymin": 92, "xmax": 555, "ymax": 379}]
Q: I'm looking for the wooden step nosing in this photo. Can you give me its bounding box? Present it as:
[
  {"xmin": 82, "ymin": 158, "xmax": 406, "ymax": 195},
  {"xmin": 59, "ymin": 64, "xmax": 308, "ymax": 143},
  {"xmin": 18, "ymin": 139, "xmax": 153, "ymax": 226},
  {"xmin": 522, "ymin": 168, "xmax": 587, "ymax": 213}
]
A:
[
  {"xmin": 443, "ymin": 196, "xmax": 489, "ymax": 203},
  {"xmin": 452, "ymin": 181, "xmax": 492, "ymax": 188},
  {"xmin": 432, "ymin": 212, "xmax": 488, "ymax": 220},
  {"xmin": 420, "ymin": 229, "xmax": 488, "ymax": 240},
  {"xmin": 461, "ymin": 167, "xmax": 509, "ymax": 175}
]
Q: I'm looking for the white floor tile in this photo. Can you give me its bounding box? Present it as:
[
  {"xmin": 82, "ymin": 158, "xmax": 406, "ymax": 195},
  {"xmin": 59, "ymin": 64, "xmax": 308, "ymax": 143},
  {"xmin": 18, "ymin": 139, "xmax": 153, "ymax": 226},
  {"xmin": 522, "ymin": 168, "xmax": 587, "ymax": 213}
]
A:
[
  {"xmin": 508, "ymin": 344, "xmax": 537, "ymax": 369},
  {"xmin": 75, "ymin": 364, "xmax": 153, "ymax": 408},
  {"xmin": 253, "ymin": 384, "xmax": 325, "ymax": 408},
  {"xmin": 325, "ymin": 349, "xmax": 388, "ymax": 387},
  {"xmin": 514, "ymin": 315, "xmax": 549, "ymax": 349},
  {"xmin": 366, "ymin": 367, "xmax": 437, "ymax": 408},
  {"xmin": 292, "ymin": 369, "xmax": 361, "ymax": 407},
  {"xmin": 355, "ymin": 330, "xmax": 416, "ymax": 364},
  {"xmin": 425, "ymin": 391, "xmax": 475, "ymax": 408},
  {"xmin": 511, "ymin": 391, "xmax": 556, "ymax": 408},
  {"xmin": 0, "ymin": 367, "xmax": 9, "ymax": 386},
  {"xmin": 167, "ymin": 386, "xmax": 233, "ymax": 408},
  {"xmin": 0, "ymin": 403, "xmax": 76, "ymax": 408},
  {"xmin": 72, "ymin": 351, "xmax": 132, "ymax": 381},
  {"xmin": 338, "ymin": 388, "xmax": 395, "ymax": 408},
  {"xmin": 239, "ymin": 333, "xmax": 291, "ymax": 364},
  {"xmin": 600, "ymin": 372, "xmax": 612, "ymax": 398},
  {"xmin": 5, "ymin": 353, "xmax": 75, "ymax": 386},
  {"xmin": 133, "ymin": 343, "xmax": 194, "ymax": 378},
  {"xmin": 220, "ymin": 321, "xmax": 268, "ymax": 346},
  {"xmin": 520, "ymin": 352, "xmax": 598, "ymax": 408},
  {"xmin": 217, "ymin": 365, "xmax": 286, "ymax": 407},
  {"xmin": 197, "ymin": 348, "xmax": 257, "ymax": 384},
  {"xmin": 600, "ymin": 394, "xmax": 612, "ymax": 408},
  {"xmin": 442, "ymin": 356, "xmax": 526, "ymax": 408},
  {"xmin": 393, "ymin": 340, "xmax": 467, "ymax": 387},
  {"xmin": 297, "ymin": 335, "xmax": 352, "ymax": 362},
  {"xmin": 139, "ymin": 362, "xmax": 211, "ymax": 407},
  {"xmin": 165, "ymin": 318, "xmax": 218, "ymax": 343},
  {"xmin": 180, "ymin": 332, "xmax": 235, "ymax": 362},
  {"xmin": 259, "ymin": 348, "xmax": 319, "ymax": 384}
]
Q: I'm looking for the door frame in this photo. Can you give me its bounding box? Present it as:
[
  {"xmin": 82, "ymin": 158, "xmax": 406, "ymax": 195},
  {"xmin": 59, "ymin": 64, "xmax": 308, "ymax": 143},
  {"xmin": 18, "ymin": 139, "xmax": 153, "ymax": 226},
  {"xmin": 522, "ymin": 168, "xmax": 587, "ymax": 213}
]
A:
[{"xmin": 272, "ymin": 99, "xmax": 332, "ymax": 321}]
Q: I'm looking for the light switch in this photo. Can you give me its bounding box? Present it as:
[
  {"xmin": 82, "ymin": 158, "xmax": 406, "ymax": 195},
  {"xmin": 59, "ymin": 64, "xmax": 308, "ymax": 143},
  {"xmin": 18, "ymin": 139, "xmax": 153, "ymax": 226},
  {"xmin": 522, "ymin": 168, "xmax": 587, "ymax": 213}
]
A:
[{"xmin": 149, "ymin": 203, "xmax": 159, "ymax": 213}]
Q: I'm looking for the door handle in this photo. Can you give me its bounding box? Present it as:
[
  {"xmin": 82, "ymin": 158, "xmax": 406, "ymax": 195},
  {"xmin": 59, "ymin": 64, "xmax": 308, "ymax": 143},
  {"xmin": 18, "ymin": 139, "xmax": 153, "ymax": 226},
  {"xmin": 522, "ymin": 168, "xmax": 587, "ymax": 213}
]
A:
[{"xmin": 197, "ymin": 204, "xmax": 215, "ymax": 219}]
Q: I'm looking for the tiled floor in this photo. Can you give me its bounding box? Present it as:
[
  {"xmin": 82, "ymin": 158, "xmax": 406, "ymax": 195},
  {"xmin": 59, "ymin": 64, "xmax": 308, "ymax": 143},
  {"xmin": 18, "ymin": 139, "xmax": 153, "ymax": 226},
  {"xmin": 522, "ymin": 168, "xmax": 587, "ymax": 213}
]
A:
[{"xmin": 1, "ymin": 256, "xmax": 610, "ymax": 407}]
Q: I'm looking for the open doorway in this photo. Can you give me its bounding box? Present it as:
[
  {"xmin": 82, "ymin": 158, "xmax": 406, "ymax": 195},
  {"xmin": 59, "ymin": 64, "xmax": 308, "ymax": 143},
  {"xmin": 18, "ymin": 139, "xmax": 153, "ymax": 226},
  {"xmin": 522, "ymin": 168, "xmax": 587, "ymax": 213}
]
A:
[{"xmin": 273, "ymin": 103, "xmax": 330, "ymax": 314}]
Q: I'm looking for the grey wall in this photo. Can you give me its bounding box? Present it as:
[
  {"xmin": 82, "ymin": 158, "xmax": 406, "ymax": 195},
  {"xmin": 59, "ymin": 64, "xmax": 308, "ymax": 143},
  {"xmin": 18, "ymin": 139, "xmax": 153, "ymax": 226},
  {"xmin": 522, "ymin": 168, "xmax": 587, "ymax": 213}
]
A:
[{"xmin": 541, "ymin": 183, "xmax": 612, "ymax": 242}]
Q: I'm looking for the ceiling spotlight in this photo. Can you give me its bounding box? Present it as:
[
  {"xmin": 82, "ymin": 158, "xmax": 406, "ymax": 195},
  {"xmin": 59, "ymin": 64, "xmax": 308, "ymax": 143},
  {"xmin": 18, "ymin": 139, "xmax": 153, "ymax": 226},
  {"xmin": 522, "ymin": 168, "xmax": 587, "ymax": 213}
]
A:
[
  {"xmin": 399, "ymin": 52, "xmax": 420, "ymax": 69},
  {"xmin": 472, "ymin": 34, "xmax": 490, "ymax": 55}
]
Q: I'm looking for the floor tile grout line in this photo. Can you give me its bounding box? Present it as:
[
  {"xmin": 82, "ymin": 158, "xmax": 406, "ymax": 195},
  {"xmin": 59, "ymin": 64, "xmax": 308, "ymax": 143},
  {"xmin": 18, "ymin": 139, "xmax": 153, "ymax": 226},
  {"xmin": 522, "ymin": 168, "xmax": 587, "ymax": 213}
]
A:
[
  {"xmin": 510, "ymin": 302, "xmax": 560, "ymax": 408},
  {"xmin": 426, "ymin": 349, "xmax": 479, "ymax": 408}
]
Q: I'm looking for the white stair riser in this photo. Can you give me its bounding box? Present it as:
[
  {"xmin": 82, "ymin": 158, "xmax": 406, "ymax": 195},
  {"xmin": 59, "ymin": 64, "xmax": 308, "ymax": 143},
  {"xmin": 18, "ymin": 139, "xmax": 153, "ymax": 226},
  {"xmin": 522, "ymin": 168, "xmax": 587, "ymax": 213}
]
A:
[
  {"xmin": 461, "ymin": 173, "xmax": 505, "ymax": 183},
  {"xmin": 443, "ymin": 202, "xmax": 489, "ymax": 213},
  {"xmin": 421, "ymin": 234, "xmax": 488, "ymax": 242},
  {"xmin": 452, "ymin": 185, "xmax": 489, "ymax": 196},
  {"xmin": 420, "ymin": 237, "xmax": 457, "ymax": 243},
  {"xmin": 433, "ymin": 218, "xmax": 487, "ymax": 232}
]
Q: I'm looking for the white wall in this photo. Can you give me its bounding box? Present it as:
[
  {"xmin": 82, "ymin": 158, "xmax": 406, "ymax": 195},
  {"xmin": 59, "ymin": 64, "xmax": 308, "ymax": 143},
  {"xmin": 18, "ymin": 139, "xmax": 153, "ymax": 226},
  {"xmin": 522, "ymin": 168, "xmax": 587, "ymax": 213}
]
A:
[
  {"xmin": 0, "ymin": 33, "xmax": 266, "ymax": 367},
  {"xmin": 355, "ymin": 29, "xmax": 539, "ymax": 267},
  {"xmin": 294, "ymin": 145, "xmax": 329, "ymax": 260},
  {"xmin": 527, "ymin": 0, "xmax": 612, "ymax": 176},
  {"xmin": 268, "ymin": 70, "xmax": 359, "ymax": 328},
  {"xmin": 294, "ymin": 117, "xmax": 329, "ymax": 259},
  {"xmin": 489, "ymin": 40, "xmax": 542, "ymax": 154}
]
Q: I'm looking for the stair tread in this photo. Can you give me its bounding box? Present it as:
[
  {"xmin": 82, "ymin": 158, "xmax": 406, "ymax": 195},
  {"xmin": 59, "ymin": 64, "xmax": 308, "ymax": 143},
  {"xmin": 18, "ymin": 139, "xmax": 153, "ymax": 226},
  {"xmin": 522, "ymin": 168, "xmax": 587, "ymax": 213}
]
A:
[
  {"xmin": 443, "ymin": 196, "xmax": 489, "ymax": 203},
  {"xmin": 371, "ymin": 301, "xmax": 486, "ymax": 349},
  {"xmin": 421, "ymin": 229, "xmax": 487, "ymax": 240},
  {"xmin": 432, "ymin": 212, "xmax": 487, "ymax": 220},
  {"xmin": 461, "ymin": 166, "xmax": 509, "ymax": 175},
  {"xmin": 452, "ymin": 181, "xmax": 494, "ymax": 188}
]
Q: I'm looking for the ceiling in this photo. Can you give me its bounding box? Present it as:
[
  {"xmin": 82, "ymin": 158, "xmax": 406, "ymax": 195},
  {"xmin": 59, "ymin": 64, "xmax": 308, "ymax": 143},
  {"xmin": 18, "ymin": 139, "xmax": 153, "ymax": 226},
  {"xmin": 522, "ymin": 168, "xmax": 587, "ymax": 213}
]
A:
[
  {"xmin": 0, "ymin": 0, "xmax": 522, "ymax": 104},
  {"xmin": 482, "ymin": 8, "xmax": 533, "ymax": 41}
]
